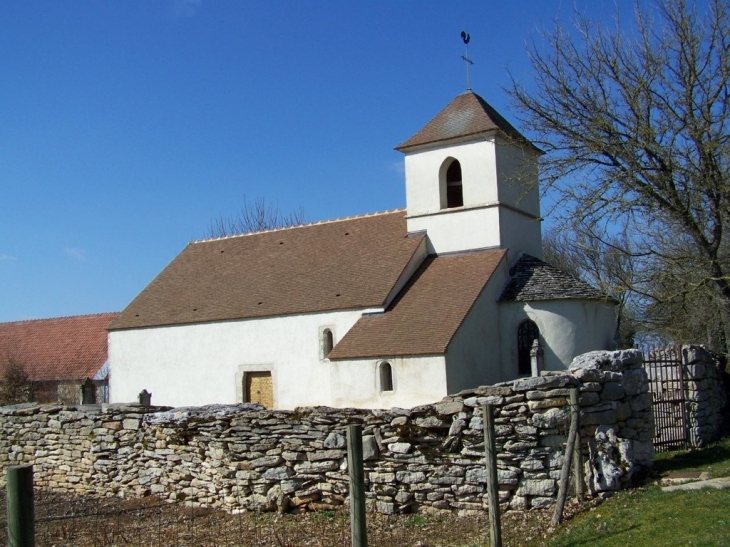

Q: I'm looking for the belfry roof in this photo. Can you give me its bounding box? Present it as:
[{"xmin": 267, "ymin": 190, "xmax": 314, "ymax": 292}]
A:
[{"xmin": 395, "ymin": 90, "xmax": 540, "ymax": 152}]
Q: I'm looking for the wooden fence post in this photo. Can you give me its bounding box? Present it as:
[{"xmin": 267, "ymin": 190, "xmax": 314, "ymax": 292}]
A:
[
  {"xmin": 552, "ymin": 387, "xmax": 580, "ymax": 526},
  {"xmin": 347, "ymin": 424, "xmax": 367, "ymax": 547},
  {"xmin": 7, "ymin": 465, "xmax": 35, "ymax": 547},
  {"xmin": 482, "ymin": 404, "xmax": 502, "ymax": 547},
  {"xmin": 570, "ymin": 388, "xmax": 585, "ymax": 501}
]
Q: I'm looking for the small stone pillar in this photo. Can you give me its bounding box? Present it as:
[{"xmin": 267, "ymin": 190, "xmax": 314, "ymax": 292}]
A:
[
  {"xmin": 138, "ymin": 389, "xmax": 152, "ymax": 407},
  {"xmin": 530, "ymin": 339, "xmax": 544, "ymax": 377},
  {"xmin": 81, "ymin": 378, "xmax": 97, "ymax": 404}
]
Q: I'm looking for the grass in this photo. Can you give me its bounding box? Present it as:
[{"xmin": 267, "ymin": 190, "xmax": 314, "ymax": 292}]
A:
[{"xmin": 529, "ymin": 436, "xmax": 730, "ymax": 547}]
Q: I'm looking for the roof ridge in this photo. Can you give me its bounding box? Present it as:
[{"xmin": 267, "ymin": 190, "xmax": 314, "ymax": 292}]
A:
[
  {"xmin": 1, "ymin": 312, "xmax": 120, "ymax": 326},
  {"xmin": 192, "ymin": 208, "xmax": 406, "ymax": 244}
]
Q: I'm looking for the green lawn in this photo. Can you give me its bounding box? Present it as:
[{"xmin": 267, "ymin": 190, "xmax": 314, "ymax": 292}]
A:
[{"xmin": 533, "ymin": 437, "xmax": 730, "ymax": 547}]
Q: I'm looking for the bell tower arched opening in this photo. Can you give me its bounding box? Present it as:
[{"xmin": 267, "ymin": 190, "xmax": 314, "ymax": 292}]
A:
[{"xmin": 440, "ymin": 158, "xmax": 463, "ymax": 209}]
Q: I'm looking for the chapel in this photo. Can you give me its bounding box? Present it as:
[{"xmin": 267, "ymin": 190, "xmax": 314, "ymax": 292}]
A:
[{"xmin": 108, "ymin": 91, "xmax": 616, "ymax": 409}]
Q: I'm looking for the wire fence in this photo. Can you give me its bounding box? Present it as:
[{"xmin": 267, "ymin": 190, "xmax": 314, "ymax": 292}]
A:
[{"xmin": 0, "ymin": 489, "xmax": 496, "ymax": 547}]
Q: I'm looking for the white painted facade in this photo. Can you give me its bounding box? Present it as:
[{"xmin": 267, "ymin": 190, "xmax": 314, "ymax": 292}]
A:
[{"xmin": 109, "ymin": 309, "xmax": 451, "ymax": 410}]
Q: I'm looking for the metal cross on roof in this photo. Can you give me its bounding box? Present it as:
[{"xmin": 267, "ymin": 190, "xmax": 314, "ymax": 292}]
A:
[{"xmin": 460, "ymin": 31, "xmax": 474, "ymax": 91}]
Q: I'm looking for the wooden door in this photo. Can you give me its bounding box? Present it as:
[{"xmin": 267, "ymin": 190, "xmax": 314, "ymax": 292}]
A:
[{"xmin": 245, "ymin": 371, "xmax": 273, "ymax": 409}]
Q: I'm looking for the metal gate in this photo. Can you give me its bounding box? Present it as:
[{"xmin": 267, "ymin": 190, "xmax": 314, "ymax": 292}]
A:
[{"xmin": 642, "ymin": 346, "xmax": 688, "ymax": 452}]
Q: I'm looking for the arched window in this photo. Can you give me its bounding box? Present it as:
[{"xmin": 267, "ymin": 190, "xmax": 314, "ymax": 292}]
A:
[
  {"xmin": 322, "ymin": 328, "xmax": 334, "ymax": 358},
  {"xmin": 517, "ymin": 320, "xmax": 540, "ymax": 376},
  {"xmin": 379, "ymin": 361, "xmax": 394, "ymax": 392},
  {"xmin": 446, "ymin": 160, "xmax": 464, "ymax": 208}
]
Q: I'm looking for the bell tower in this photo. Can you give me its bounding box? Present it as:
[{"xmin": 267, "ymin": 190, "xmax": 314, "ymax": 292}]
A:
[{"xmin": 395, "ymin": 91, "xmax": 543, "ymax": 261}]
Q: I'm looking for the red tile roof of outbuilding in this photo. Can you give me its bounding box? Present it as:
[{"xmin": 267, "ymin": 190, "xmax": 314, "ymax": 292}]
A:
[{"xmin": 0, "ymin": 313, "xmax": 118, "ymax": 381}]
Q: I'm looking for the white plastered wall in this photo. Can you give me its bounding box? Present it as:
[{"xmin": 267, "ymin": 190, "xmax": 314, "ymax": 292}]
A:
[
  {"xmin": 443, "ymin": 257, "xmax": 509, "ymax": 390},
  {"xmin": 328, "ymin": 355, "xmax": 448, "ymax": 409},
  {"xmin": 407, "ymin": 206, "xmax": 502, "ymax": 255},
  {"xmin": 494, "ymin": 139, "xmax": 540, "ymax": 217},
  {"xmin": 498, "ymin": 208, "xmax": 543, "ymax": 262},
  {"xmin": 109, "ymin": 309, "xmax": 365, "ymax": 409},
  {"xmin": 498, "ymin": 300, "xmax": 617, "ymax": 380}
]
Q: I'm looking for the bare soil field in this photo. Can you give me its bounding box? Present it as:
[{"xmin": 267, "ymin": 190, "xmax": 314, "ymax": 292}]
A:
[{"xmin": 0, "ymin": 490, "xmax": 589, "ymax": 546}]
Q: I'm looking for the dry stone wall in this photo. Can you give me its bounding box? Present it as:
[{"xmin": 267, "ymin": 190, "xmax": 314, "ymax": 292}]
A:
[
  {"xmin": 682, "ymin": 346, "xmax": 726, "ymax": 446},
  {"xmin": 0, "ymin": 350, "xmax": 654, "ymax": 515}
]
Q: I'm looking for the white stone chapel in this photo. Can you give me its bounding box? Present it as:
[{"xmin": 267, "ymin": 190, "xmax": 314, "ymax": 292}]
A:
[{"xmin": 108, "ymin": 91, "xmax": 616, "ymax": 409}]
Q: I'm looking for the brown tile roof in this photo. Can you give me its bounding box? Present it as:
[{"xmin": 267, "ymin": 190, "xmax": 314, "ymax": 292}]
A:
[
  {"xmin": 499, "ymin": 254, "xmax": 611, "ymax": 302},
  {"xmin": 110, "ymin": 211, "xmax": 426, "ymax": 330},
  {"xmin": 328, "ymin": 249, "xmax": 506, "ymax": 359},
  {"xmin": 395, "ymin": 91, "xmax": 540, "ymax": 152},
  {"xmin": 0, "ymin": 313, "xmax": 118, "ymax": 381}
]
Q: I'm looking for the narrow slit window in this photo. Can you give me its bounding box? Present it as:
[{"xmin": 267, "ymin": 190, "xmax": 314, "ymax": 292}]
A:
[
  {"xmin": 380, "ymin": 362, "xmax": 394, "ymax": 392},
  {"xmin": 323, "ymin": 329, "xmax": 334, "ymax": 357},
  {"xmin": 517, "ymin": 320, "xmax": 540, "ymax": 376}
]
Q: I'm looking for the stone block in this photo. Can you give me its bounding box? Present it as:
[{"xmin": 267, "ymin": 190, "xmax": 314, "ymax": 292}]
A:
[
  {"xmin": 513, "ymin": 375, "xmax": 575, "ymax": 392},
  {"xmin": 600, "ymin": 382, "xmax": 625, "ymax": 401},
  {"xmin": 362, "ymin": 435, "xmax": 379, "ymax": 461},
  {"xmin": 435, "ymin": 400, "xmax": 465, "ymax": 416},
  {"xmin": 616, "ymin": 402, "xmax": 632, "ymax": 422},
  {"xmin": 308, "ymin": 450, "xmax": 345, "ymax": 461},
  {"xmin": 122, "ymin": 419, "xmax": 140, "ymax": 430},
  {"xmin": 293, "ymin": 460, "xmax": 338, "ymax": 473},
  {"xmin": 262, "ymin": 466, "xmax": 294, "ymax": 481},
  {"xmin": 515, "ymin": 479, "xmax": 555, "ymax": 497},
  {"xmin": 323, "ymin": 432, "xmax": 346, "ymax": 449},
  {"xmin": 622, "ymin": 369, "xmax": 649, "ymax": 397},
  {"xmin": 369, "ymin": 472, "xmax": 395, "ymax": 484},
  {"xmin": 682, "ymin": 345, "xmax": 712, "ymax": 365},
  {"xmin": 414, "ymin": 416, "xmax": 449, "ymax": 429},
  {"xmin": 581, "ymin": 409, "xmax": 617, "ymax": 426},
  {"xmin": 570, "ymin": 349, "xmax": 642, "ymax": 373},
  {"xmin": 249, "ymin": 455, "xmax": 284, "ymax": 469},
  {"xmin": 539, "ymin": 435, "xmax": 567, "ymax": 447},
  {"xmin": 465, "ymin": 468, "xmax": 486, "ymax": 484},
  {"xmin": 449, "ymin": 419, "xmax": 467, "ymax": 436},
  {"xmin": 528, "ymin": 398, "xmax": 567, "ymax": 410},
  {"xmin": 388, "ymin": 442, "xmax": 412, "ymax": 454},
  {"xmin": 376, "ymin": 501, "xmax": 396, "ymax": 514},
  {"xmin": 530, "ymin": 497, "xmax": 555, "ymax": 509},
  {"xmin": 396, "ymin": 471, "xmax": 426, "ymax": 484}
]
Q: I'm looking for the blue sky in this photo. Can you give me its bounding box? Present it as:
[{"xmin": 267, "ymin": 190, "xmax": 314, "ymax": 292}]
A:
[{"xmin": 1, "ymin": 0, "xmax": 629, "ymax": 322}]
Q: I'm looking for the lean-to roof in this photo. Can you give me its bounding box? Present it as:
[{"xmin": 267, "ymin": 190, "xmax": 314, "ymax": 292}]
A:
[
  {"xmin": 110, "ymin": 211, "xmax": 426, "ymax": 330},
  {"xmin": 328, "ymin": 249, "xmax": 506, "ymax": 359},
  {"xmin": 500, "ymin": 254, "xmax": 610, "ymax": 302}
]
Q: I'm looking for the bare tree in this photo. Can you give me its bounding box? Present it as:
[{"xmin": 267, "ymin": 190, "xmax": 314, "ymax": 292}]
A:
[
  {"xmin": 0, "ymin": 356, "xmax": 35, "ymax": 406},
  {"xmin": 206, "ymin": 196, "xmax": 307, "ymax": 238},
  {"xmin": 543, "ymin": 225, "xmax": 641, "ymax": 347},
  {"xmin": 510, "ymin": 0, "xmax": 730, "ymax": 345}
]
